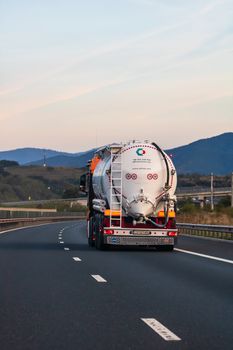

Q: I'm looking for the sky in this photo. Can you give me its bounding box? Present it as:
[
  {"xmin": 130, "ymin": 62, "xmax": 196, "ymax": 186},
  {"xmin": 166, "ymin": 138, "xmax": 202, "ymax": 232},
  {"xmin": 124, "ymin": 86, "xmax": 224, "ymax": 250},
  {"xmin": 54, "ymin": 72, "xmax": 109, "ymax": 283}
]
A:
[{"xmin": 0, "ymin": 0, "xmax": 233, "ymax": 152}]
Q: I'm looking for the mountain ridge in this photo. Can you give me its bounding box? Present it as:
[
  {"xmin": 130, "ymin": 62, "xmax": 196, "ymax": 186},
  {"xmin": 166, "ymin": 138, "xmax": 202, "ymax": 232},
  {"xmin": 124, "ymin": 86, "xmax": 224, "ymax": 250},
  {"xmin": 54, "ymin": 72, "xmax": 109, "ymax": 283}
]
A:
[
  {"xmin": 0, "ymin": 133, "xmax": 232, "ymax": 174},
  {"xmin": 166, "ymin": 132, "xmax": 233, "ymax": 175},
  {"xmin": 0, "ymin": 147, "xmax": 79, "ymax": 165}
]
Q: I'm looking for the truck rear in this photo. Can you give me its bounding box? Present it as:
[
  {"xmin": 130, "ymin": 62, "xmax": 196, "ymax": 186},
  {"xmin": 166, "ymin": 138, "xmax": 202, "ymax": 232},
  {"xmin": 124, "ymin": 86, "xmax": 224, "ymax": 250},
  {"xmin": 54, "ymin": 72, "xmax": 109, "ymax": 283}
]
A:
[{"xmin": 81, "ymin": 140, "xmax": 178, "ymax": 250}]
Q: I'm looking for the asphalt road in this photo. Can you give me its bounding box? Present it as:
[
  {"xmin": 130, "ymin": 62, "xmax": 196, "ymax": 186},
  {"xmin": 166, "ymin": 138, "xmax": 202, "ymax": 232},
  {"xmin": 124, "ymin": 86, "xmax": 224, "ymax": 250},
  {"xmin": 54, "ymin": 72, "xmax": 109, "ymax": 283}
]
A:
[{"xmin": 0, "ymin": 221, "xmax": 232, "ymax": 350}]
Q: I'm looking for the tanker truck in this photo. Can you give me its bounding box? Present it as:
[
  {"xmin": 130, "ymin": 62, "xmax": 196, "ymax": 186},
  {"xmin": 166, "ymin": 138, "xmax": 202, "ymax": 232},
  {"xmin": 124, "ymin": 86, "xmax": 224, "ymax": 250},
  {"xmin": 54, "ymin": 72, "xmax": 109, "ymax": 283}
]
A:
[{"xmin": 80, "ymin": 140, "xmax": 178, "ymax": 250}]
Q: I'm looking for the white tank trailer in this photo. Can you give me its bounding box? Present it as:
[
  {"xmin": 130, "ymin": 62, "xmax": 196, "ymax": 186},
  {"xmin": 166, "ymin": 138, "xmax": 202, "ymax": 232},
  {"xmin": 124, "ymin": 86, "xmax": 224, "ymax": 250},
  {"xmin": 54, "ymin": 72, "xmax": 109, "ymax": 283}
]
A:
[{"xmin": 83, "ymin": 140, "xmax": 178, "ymax": 250}]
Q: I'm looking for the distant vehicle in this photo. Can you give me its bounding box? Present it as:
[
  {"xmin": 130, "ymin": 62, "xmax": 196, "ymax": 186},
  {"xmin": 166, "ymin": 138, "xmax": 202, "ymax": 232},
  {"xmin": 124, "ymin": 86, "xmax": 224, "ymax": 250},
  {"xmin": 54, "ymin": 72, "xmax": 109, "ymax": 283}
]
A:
[{"xmin": 80, "ymin": 140, "xmax": 178, "ymax": 250}]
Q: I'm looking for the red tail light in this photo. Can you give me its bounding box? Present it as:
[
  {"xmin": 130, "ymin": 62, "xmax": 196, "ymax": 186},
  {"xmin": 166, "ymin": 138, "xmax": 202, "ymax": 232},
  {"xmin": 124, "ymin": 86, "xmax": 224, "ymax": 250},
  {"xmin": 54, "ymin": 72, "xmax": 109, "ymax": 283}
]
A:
[
  {"xmin": 104, "ymin": 229, "xmax": 114, "ymax": 235},
  {"xmin": 167, "ymin": 231, "xmax": 177, "ymax": 237}
]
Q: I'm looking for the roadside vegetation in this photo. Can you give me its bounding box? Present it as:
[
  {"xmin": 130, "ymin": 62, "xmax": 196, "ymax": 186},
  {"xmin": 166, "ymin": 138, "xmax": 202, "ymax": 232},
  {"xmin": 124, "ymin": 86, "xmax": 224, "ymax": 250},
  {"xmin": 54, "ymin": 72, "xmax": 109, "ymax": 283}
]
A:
[
  {"xmin": 177, "ymin": 173, "xmax": 233, "ymax": 225},
  {"xmin": 0, "ymin": 164, "xmax": 85, "ymax": 202},
  {"xmin": 177, "ymin": 173, "xmax": 231, "ymax": 188},
  {"xmin": 10, "ymin": 200, "xmax": 87, "ymax": 214},
  {"xmin": 177, "ymin": 197, "xmax": 233, "ymax": 225},
  {"xmin": 0, "ymin": 165, "xmax": 232, "ymax": 222}
]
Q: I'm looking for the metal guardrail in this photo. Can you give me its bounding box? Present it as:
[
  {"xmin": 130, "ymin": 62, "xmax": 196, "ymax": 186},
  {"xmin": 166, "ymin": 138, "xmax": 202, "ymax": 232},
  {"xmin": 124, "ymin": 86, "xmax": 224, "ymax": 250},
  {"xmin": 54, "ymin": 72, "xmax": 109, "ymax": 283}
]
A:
[
  {"xmin": 177, "ymin": 223, "xmax": 233, "ymax": 240},
  {"xmin": 0, "ymin": 209, "xmax": 83, "ymax": 220},
  {"xmin": 0, "ymin": 207, "xmax": 57, "ymax": 212},
  {"xmin": 0, "ymin": 216, "xmax": 85, "ymax": 224},
  {"xmin": 0, "ymin": 209, "xmax": 86, "ymax": 231},
  {"xmin": 0, "ymin": 197, "xmax": 87, "ymax": 206},
  {"xmin": 176, "ymin": 187, "xmax": 231, "ymax": 194}
]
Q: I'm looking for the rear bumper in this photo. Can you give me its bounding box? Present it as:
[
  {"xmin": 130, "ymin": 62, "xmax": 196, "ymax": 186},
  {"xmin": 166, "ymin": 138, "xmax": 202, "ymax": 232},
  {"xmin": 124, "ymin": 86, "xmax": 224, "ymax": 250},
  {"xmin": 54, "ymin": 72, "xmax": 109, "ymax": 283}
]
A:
[{"xmin": 104, "ymin": 235, "xmax": 175, "ymax": 246}]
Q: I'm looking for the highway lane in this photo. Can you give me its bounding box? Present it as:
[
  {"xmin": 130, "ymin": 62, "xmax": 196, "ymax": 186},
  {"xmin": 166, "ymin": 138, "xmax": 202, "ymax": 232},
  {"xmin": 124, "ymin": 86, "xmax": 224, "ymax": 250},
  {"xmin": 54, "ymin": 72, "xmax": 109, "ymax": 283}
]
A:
[
  {"xmin": 175, "ymin": 234, "xmax": 233, "ymax": 261},
  {"xmin": 0, "ymin": 221, "xmax": 232, "ymax": 350}
]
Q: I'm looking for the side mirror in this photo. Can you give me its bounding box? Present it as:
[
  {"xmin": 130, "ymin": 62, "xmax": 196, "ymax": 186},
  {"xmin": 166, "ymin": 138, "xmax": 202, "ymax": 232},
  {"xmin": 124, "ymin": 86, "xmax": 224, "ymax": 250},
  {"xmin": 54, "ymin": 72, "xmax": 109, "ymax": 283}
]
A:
[{"xmin": 80, "ymin": 173, "xmax": 88, "ymax": 193}]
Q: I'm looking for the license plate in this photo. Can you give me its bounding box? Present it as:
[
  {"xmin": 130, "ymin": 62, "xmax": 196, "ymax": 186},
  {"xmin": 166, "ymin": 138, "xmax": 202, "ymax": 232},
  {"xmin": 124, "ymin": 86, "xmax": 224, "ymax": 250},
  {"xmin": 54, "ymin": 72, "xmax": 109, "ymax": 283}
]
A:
[
  {"xmin": 107, "ymin": 237, "xmax": 121, "ymax": 244},
  {"xmin": 132, "ymin": 230, "xmax": 151, "ymax": 235}
]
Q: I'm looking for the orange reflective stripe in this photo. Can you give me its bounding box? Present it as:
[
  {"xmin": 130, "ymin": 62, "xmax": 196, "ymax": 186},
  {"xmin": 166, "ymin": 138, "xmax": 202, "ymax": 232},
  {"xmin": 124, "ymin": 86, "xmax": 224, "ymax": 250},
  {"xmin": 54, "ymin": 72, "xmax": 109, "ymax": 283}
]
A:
[
  {"xmin": 104, "ymin": 209, "xmax": 121, "ymax": 216},
  {"xmin": 90, "ymin": 156, "xmax": 100, "ymax": 174},
  {"xmin": 158, "ymin": 210, "xmax": 175, "ymax": 218}
]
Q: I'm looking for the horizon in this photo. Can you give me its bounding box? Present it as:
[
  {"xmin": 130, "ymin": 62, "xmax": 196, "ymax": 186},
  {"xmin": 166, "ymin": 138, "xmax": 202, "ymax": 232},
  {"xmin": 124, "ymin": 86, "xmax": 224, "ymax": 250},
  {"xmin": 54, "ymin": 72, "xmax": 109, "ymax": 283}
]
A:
[
  {"xmin": 1, "ymin": 1, "xmax": 233, "ymax": 151},
  {"xmin": 0, "ymin": 131, "xmax": 232, "ymax": 153}
]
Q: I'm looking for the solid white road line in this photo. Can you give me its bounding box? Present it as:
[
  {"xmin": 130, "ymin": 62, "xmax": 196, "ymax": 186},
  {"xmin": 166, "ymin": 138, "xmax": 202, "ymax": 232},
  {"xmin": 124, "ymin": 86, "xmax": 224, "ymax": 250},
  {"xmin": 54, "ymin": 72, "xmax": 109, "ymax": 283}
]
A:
[
  {"xmin": 174, "ymin": 248, "xmax": 233, "ymax": 265},
  {"xmin": 91, "ymin": 275, "xmax": 107, "ymax": 283},
  {"xmin": 73, "ymin": 257, "xmax": 82, "ymax": 262},
  {"xmin": 141, "ymin": 318, "xmax": 181, "ymax": 341},
  {"xmin": 0, "ymin": 223, "xmax": 51, "ymax": 236},
  {"xmin": 64, "ymin": 247, "xmax": 70, "ymax": 251},
  {"xmin": 0, "ymin": 221, "xmax": 80, "ymax": 237}
]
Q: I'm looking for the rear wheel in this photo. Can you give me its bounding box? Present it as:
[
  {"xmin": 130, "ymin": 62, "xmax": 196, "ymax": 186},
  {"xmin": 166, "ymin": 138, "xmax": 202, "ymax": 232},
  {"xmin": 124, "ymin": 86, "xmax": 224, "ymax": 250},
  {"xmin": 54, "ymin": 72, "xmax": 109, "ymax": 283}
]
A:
[
  {"xmin": 88, "ymin": 217, "xmax": 95, "ymax": 247},
  {"xmin": 95, "ymin": 214, "xmax": 106, "ymax": 250}
]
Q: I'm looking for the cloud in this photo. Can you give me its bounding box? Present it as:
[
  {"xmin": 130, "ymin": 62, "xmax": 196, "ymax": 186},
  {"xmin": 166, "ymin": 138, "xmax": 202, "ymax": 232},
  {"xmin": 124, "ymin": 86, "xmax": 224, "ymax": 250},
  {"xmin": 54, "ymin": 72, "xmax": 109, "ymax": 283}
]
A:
[
  {"xmin": 2, "ymin": 0, "xmax": 223, "ymax": 99},
  {"xmin": 0, "ymin": 20, "xmax": 187, "ymax": 100},
  {"xmin": 0, "ymin": 86, "xmax": 23, "ymax": 96},
  {"xmin": 127, "ymin": 0, "xmax": 155, "ymax": 5},
  {"xmin": 2, "ymin": 75, "xmax": 135, "ymax": 120},
  {"xmin": 200, "ymin": 0, "xmax": 228, "ymax": 15}
]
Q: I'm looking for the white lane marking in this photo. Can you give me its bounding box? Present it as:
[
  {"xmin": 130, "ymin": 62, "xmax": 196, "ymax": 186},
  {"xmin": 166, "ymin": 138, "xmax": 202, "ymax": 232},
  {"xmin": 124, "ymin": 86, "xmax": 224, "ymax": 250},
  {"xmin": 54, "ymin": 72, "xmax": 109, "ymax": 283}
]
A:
[
  {"xmin": 0, "ymin": 223, "xmax": 52, "ymax": 235},
  {"xmin": 141, "ymin": 318, "xmax": 181, "ymax": 341},
  {"xmin": 180, "ymin": 233, "xmax": 233, "ymax": 244},
  {"xmin": 58, "ymin": 237, "xmax": 62, "ymax": 240},
  {"xmin": 64, "ymin": 247, "xmax": 70, "ymax": 251},
  {"xmin": 60, "ymin": 241, "xmax": 64, "ymax": 244},
  {"xmin": 73, "ymin": 257, "xmax": 82, "ymax": 262},
  {"xmin": 91, "ymin": 275, "xmax": 107, "ymax": 283},
  {"xmin": 174, "ymin": 248, "xmax": 233, "ymax": 265},
  {"xmin": 0, "ymin": 221, "xmax": 83, "ymax": 236}
]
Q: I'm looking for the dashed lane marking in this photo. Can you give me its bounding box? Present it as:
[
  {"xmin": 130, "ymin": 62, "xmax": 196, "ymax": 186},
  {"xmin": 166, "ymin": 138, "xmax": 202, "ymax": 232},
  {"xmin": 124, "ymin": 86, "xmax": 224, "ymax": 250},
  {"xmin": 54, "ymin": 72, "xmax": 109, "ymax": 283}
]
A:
[
  {"xmin": 64, "ymin": 247, "xmax": 70, "ymax": 251},
  {"xmin": 91, "ymin": 275, "xmax": 107, "ymax": 283},
  {"xmin": 73, "ymin": 257, "xmax": 82, "ymax": 262},
  {"xmin": 174, "ymin": 248, "xmax": 233, "ymax": 265},
  {"xmin": 141, "ymin": 318, "xmax": 181, "ymax": 341},
  {"xmin": 60, "ymin": 241, "xmax": 64, "ymax": 244}
]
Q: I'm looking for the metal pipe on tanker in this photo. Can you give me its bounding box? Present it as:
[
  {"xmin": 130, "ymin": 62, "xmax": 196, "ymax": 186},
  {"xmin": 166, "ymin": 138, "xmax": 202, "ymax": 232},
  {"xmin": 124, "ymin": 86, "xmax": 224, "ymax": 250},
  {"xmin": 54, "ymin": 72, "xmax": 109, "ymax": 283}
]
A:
[{"xmin": 93, "ymin": 205, "xmax": 105, "ymax": 213}]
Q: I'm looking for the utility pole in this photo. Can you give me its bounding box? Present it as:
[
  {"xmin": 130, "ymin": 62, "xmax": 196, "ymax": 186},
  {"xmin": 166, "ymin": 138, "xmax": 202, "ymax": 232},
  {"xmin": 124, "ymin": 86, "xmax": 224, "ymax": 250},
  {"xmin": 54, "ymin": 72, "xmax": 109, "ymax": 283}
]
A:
[
  {"xmin": 231, "ymin": 172, "xmax": 233, "ymax": 208},
  {"xmin": 43, "ymin": 150, "xmax": 47, "ymax": 167},
  {"xmin": 210, "ymin": 172, "xmax": 214, "ymax": 211}
]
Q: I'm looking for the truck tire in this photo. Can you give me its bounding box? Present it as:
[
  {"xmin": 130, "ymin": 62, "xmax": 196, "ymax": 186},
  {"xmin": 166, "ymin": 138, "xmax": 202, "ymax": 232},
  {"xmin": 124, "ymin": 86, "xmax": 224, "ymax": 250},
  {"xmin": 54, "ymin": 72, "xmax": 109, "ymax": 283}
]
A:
[
  {"xmin": 88, "ymin": 218, "xmax": 95, "ymax": 247},
  {"xmin": 157, "ymin": 245, "xmax": 174, "ymax": 251},
  {"xmin": 95, "ymin": 214, "xmax": 106, "ymax": 250}
]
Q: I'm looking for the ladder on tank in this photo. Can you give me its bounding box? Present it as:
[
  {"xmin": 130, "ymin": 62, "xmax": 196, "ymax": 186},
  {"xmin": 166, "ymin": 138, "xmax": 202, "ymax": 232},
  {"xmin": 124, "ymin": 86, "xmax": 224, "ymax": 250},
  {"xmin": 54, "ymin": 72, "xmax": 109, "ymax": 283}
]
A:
[{"xmin": 110, "ymin": 146, "xmax": 123, "ymax": 228}]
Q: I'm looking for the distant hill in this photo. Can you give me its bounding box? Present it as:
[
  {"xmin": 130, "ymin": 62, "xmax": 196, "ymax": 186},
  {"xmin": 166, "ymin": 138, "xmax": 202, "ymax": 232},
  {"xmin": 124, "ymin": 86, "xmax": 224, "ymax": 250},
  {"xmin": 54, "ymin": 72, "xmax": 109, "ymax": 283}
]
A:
[
  {"xmin": 0, "ymin": 133, "xmax": 232, "ymax": 174},
  {"xmin": 27, "ymin": 149, "xmax": 97, "ymax": 168},
  {"xmin": 0, "ymin": 148, "xmax": 76, "ymax": 165},
  {"xmin": 166, "ymin": 132, "xmax": 233, "ymax": 175}
]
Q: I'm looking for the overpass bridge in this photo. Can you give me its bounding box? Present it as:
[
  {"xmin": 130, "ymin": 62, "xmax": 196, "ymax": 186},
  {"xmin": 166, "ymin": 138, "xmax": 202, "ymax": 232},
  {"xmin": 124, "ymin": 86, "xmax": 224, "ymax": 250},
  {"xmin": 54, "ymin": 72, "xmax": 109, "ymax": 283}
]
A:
[
  {"xmin": 176, "ymin": 187, "xmax": 231, "ymax": 197},
  {"xmin": 176, "ymin": 186, "xmax": 233, "ymax": 208},
  {"xmin": 176, "ymin": 172, "xmax": 233, "ymax": 208}
]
